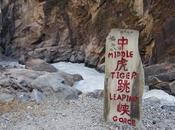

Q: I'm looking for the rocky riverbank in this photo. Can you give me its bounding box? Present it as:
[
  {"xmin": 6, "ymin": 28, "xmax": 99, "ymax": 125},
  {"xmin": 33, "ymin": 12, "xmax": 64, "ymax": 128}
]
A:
[
  {"xmin": 0, "ymin": 57, "xmax": 83, "ymax": 105},
  {"xmin": 0, "ymin": 59, "xmax": 175, "ymax": 130},
  {"xmin": 0, "ymin": 94, "xmax": 175, "ymax": 130}
]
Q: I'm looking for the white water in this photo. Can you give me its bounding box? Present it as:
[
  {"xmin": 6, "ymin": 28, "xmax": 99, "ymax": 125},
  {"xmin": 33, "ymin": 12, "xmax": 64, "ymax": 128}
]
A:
[
  {"xmin": 1, "ymin": 59, "xmax": 175, "ymax": 104},
  {"xmin": 52, "ymin": 62, "xmax": 105, "ymax": 93},
  {"xmin": 53, "ymin": 62, "xmax": 175, "ymax": 104}
]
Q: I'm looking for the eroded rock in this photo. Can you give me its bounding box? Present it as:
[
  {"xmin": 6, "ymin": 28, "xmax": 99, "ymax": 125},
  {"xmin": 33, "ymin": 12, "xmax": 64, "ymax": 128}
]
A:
[
  {"xmin": 145, "ymin": 63, "xmax": 175, "ymax": 95},
  {"xmin": 2, "ymin": 0, "xmax": 175, "ymax": 70},
  {"xmin": 25, "ymin": 57, "xmax": 58, "ymax": 72},
  {"xmin": 0, "ymin": 68, "xmax": 83, "ymax": 102}
]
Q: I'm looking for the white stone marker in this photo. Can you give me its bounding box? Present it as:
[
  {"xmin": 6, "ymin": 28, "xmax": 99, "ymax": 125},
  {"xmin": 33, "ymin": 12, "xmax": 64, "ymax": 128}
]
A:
[{"xmin": 104, "ymin": 29, "xmax": 145, "ymax": 129}]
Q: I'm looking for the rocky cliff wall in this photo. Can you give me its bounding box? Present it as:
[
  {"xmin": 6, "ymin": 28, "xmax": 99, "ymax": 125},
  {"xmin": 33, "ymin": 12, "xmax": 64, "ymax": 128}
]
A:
[{"xmin": 1, "ymin": 0, "xmax": 175, "ymax": 71}]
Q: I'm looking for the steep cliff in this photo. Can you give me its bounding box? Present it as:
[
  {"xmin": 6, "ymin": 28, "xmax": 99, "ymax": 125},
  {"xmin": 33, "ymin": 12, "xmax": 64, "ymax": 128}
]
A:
[{"xmin": 1, "ymin": 0, "xmax": 175, "ymax": 71}]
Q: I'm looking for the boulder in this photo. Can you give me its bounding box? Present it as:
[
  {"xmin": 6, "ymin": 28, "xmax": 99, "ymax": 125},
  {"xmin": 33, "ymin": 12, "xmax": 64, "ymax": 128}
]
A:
[
  {"xmin": 149, "ymin": 82, "xmax": 171, "ymax": 94},
  {"xmin": 86, "ymin": 89, "xmax": 104, "ymax": 99},
  {"xmin": 161, "ymin": 105, "xmax": 175, "ymax": 112},
  {"xmin": 31, "ymin": 89, "xmax": 44, "ymax": 103},
  {"xmin": 31, "ymin": 72, "xmax": 82, "ymax": 99},
  {"xmin": 0, "ymin": 93, "xmax": 15, "ymax": 103},
  {"xmin": 72, "ymin": 74, "xmax": 84, "ymax": 82},
  {"xmin": 145, "ymin": 63, "xmax": 175, "ymax": 79},
  {"xmin": 25, "ymin": 58, "xmax": 58, "ymax": 72},
  {"xmin": 0, "ymin": 68, "xmax": 46, "ymax": 90},
  {"xmin": 169, "ymin": 81, "xmax": 175, "ymax": 96},
  {"xmin": 0, "ymin": 68, "xmax": 82, "ymax": 100},
  {"xmin": 58, "ymin": 71, "xmax": 83, "ymax": 86},
  {"xmin": 145, "ymin": 63, "xmax": 175, "ymax": 95}
]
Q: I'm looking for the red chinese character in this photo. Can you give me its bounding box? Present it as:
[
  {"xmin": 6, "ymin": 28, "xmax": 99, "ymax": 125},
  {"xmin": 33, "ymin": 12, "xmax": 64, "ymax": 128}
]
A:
[
  {"xmin": 117, "ymin": 103, "xmax": 130, "ymax": 116},
  {"xmin": 118, "ymin": 36, "xmax": 128, "ymax": 50},
  {"xmin": 115, "ymin": 57, "xmax": 128, "ymax": 71},
  {"xmin": 117, "ymin": 79, "xmax": 130, "ymax": 93}
]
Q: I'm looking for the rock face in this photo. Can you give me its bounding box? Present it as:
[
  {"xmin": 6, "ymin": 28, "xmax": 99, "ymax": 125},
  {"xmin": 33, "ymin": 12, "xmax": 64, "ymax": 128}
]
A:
[
  {"xmin": 1, "ymin": 0, "xmax": 175, "ymax": 71},
  {"xmin": 145, "ymin": 63, "xmax": 175, "ymax": 95}
]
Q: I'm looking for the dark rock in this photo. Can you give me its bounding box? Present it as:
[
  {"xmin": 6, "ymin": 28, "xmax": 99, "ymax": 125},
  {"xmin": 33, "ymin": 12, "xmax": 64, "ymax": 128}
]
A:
[
  {"xmin": 161, "ymin": 105, "xmax": 175, "ymax": 112},
  {"xmin": 147, "ymin": 76, "xmax": 161, "ymax": 86},
  {"xmin": 18, "ymin": 55, "xmax": 26, "ymax": 65},
  {"xmin": 163, "ymin": 17, "xmax": 175, "ymax": 39},
  {"xmin": 85, "ymin": 55, "xmax": 99, "ymax": 68},
  {"xmin": 169, "ymin": 81, "xmax": 175, "ymax": 95},
  {"xmin": 144, "ymin": 63, "xmax": 175, "ymax": 78},
  {"xmin": 72, "ymin": 74, "xmax": 83, "ymax": 82},
  {"xmin": 149, "ymin": 82, "xmax": 171, "ymax": 94},
  {"xmin": 156, "ymin": 72, "xmax": 175, "ymax": 82},
  {"xmin": 145, "ymin": 63, "xmax": 175, "ymax": 95},
  {"xmin": 97, "ymin": 63, "xmax": 105, "ymax": 73},
  {"xmin": 152, "ymin": 120, "xmax": 156, "ymax": 125}
]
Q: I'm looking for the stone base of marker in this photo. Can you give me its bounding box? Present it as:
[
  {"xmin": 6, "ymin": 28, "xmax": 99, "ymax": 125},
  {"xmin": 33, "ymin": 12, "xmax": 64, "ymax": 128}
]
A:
[{"xmin": 104, "ymin": 29, "xmax": 145, "ymax": 130}]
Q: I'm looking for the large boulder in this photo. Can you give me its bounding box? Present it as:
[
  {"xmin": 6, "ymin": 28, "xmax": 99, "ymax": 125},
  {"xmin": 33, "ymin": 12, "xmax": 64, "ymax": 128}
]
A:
[
  {"xmin": 31, "ymin": 72, "xmax": 82, "ymax": 98},
  {"xmin": 169, "ymin": 81, "xmax": 175, "ymax": 96},
  {"xmin": 145, "ymin": 63, "xmax": 175, "ymax": 95},
  {"xmin": 0, "ymin": 68, "xmax": 83, "ymax": 101},
  {"xmin": 25, "ymin": 58, "xmax": 58, "ymax": 73}
]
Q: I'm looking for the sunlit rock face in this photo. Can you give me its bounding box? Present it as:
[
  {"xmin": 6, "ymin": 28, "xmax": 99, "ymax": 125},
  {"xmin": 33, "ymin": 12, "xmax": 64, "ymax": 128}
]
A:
[{"xmin": 1, "ymin": 0, "xmax": 175, "ymax": 70}]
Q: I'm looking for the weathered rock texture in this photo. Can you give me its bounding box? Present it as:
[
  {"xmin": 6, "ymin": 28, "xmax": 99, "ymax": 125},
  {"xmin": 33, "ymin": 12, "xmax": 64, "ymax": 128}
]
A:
[
  {"xmin": 0, "ymin": 68, "xmax": 83, "ymax": 102},
  {"xmin": 1, "ymin": 0, "xmax": 175, "ymax": 70},
  {"xmin": 145, "ymin": 63, "xmax": 175, "ymax": 95}
]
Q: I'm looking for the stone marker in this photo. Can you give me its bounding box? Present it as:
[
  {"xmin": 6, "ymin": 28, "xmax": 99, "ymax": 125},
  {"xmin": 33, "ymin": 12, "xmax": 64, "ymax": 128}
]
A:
[{"xmin": 104, "ymin": 29, "xmax": 145, "ymax": 129}]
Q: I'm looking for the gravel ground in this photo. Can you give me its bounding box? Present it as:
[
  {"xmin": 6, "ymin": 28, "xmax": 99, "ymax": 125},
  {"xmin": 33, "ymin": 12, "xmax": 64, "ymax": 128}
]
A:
[{"xmin": 0, "ymin": 95, "xmax": 175, "ymax": 130}]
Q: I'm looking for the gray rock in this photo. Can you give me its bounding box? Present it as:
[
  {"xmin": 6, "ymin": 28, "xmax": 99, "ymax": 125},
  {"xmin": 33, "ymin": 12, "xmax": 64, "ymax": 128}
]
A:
[
  {"xmin": 69, "ymin": 55, "xmax": 75, "ymax": 62},
  {"xmin": 97, "ymin": 63, "xmax": 105, "ymax": 73},
  {"xmin": 56, "ymin": 85, "xmax": 81, "ymax": 100},
  {"xmin": 72, "ymin": 74, "xmax": 83, "ymax": 82},
  {"xmin": 169, "ymin": 81, "xmax": 175, "ymax": 95},
  {"xmin": 0, "ymin": 93, "xmax": 15, "ymax": 102},
  {"xmin": 145, "ymin": 63, "xmax": 175, "ymax": 95},
  {"xmin": 149, "ymin": 82, "xmax": 171, "ymax": 94},
  {"xmin": 0, "ymin": 67, "xmax": 83, "ymax": 100},
  {"xmin": 144, "ymin": 96, "xmax": 161, "ymax": 104},
  {"xmin": 16, "ymin": 92, "xmax": 31, "ymax": 102},
  {"xmin": 85, "ymin": 55, "xmax": 99, "ymax": 68},
  {"xmin": 31, "ymin": 89, "xmax": 44, "ymax": 103},
  {"xmin": 86, "ymin": 89, "xmax": 104, "ymax": 99},
  {"xmin": 31, "ymin": 73, "xmax": 82, "ymax": 99},
  {"xmin": 144, "ymin": 63, "xmax": 175, "ymax": 80},
  {"xmin": 161, "ymin": 105, "xmax": 175, "ymax": 112},
  {"xmin": 58, "ymin": 71, "xmax": 82, "ymax": 86},
  {"xmin": 25, "ymin": 58, "xmax": 58, "ymax": 73},
  {"xmin": 31, "ymin": 73, "xmax": 66, "ymax": 92}
]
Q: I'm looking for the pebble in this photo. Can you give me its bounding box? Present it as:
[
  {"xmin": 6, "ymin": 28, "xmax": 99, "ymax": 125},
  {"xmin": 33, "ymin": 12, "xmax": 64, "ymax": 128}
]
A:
[{"xmin": 0, "ymin": 95, "xmax": 175, "ymax": 130}]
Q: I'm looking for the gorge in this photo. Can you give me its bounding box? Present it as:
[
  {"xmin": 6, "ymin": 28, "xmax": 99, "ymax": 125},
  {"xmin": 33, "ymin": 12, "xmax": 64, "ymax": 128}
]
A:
[
  {"xmin": 1, "ymin": 0, "xmax": 175, "ymax": 70},
  {"xmin": 1, "ymin": 0, "xmax": 175, "ymax": 130}
]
